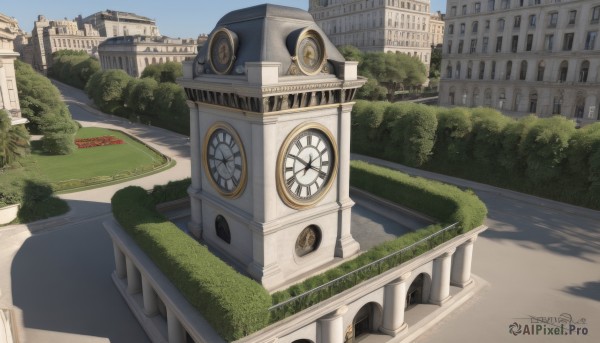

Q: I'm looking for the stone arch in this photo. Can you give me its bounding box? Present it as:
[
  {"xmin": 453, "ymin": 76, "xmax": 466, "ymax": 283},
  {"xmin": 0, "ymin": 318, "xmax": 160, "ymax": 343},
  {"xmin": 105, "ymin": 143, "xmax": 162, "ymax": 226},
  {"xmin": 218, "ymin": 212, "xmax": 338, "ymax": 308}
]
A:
[
  {"xmin": 579, "ymin": 60, "xmax": 590, "ymax": 83},
  {"xmin": 574, "ymin": 92, "xmax": 585, "ymax": 118},
  {"xmin": 537, "ymin": 60, "xmax": 545, "ymax": 81},
  {"xmin": 406, "ymin": 272, "xmax": 432, "ymax": 308},
  {"xmin": 558, "ymin": 60, "xmax": 568, "ymax": 82},
  {"xmin": 351, "ymin": 302, "xmax": 383, "ymax": 341}
]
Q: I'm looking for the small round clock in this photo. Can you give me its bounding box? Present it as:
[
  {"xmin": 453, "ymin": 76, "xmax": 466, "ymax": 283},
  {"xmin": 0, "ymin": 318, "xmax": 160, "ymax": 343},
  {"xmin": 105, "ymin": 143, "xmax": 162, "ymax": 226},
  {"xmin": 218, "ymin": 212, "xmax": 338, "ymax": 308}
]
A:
[
  {"xmin": 294, "ymin": 29, "xmax": 326, "ymax": 75},
  {"xmin": 203, "ymin": 122, "xmax": 247, "ymax": 198},
  {"xmin": 208, "ymin": 28, "xmax": 238, "ymax": 75},
  {"xmin": 276, "ymin": 123, "xmax": 338, "ymax": 209},
  {"xmin": 295, "ymin": 225, "xmax": 321, "ymax": 257}
]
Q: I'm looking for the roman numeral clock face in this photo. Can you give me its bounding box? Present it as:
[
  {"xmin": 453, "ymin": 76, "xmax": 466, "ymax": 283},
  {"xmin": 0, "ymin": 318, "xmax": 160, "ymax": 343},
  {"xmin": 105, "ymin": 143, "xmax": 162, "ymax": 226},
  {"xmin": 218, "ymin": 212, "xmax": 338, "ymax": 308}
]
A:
[
  {"xmin": 203, "ymin": 123, "xmax": 247, "ymax": 198},
  {"xmin": 277, "ymin": 124, "xmax": 338, "ymax": 209}
]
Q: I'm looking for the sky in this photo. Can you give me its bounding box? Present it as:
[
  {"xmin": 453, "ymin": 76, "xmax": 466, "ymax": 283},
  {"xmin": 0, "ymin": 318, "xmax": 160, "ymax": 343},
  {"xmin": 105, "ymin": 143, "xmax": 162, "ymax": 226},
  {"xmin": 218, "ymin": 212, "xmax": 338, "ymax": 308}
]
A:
[{"xmin": 3, "ymin": 0, "xmax": 447, "ymax": 39}]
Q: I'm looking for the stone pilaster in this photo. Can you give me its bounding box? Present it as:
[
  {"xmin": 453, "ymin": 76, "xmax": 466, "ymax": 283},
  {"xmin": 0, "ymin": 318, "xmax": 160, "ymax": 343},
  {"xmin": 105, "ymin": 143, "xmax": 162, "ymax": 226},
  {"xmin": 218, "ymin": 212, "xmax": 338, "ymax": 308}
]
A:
[
  {"xmin": 430, "ymin": 249, "xmax": 455, "ymax": 306},
  {"xmin": 451, "ymin": 237, "xmax": 476, "ymax": 287},
  {"xmin": 187, "ymin": 100, "xmax": 202, "ymax": 238},
  {"xmin": 319, "ymin": 306, "xmax": 347, "ymax": 343},
  {"xmin": 381, "ymin": 272, "xmax": 411, "ymax": 336}
]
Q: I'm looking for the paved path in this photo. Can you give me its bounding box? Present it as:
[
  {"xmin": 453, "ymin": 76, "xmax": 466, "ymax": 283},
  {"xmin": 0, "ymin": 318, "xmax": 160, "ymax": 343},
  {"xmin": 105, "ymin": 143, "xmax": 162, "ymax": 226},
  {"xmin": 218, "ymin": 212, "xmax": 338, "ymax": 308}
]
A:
[
  {"xmin": 353, "ymin": 154, "xmax": 600, "ymax": 343},
  {"xmin": 0, "ymin": 81, "xmax": 194, "ymax": 343}
]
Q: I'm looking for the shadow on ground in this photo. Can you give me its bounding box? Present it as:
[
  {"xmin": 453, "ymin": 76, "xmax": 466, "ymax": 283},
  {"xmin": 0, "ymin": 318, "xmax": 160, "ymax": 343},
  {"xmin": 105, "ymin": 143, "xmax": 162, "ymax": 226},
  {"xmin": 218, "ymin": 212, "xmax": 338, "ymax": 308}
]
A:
[{"xmin": 563, "ymin": 281, "xmax": 600, "ymax": 302}]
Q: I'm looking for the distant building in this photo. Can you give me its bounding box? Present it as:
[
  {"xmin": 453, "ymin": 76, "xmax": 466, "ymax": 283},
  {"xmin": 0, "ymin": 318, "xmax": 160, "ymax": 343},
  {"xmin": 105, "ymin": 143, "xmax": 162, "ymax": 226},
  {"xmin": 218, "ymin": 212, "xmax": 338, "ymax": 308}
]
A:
[
  {"xmin": 309, "ymin": 0, "xmax": 433, "ymax": 69},
  {"xmin": 430, "ymin": 11, "xmax": 444, "ymax": 47},
  {"xmin": 439, "ymin": 0, "xmax": 600, "ymax": 125},
  {"xmin": 28, "ymin": 15, "xmax": 105, "ymax": 73},
  {"xmin": 98, "ymin": 35, "xmax": 196, "ymax": 77},
  {"xmin": 0, "ymin": 12, "xmax": 25, "ymax": 125},
  {"xmin": 78, "ymin": 10, "xmax": 160, "ymax": 38}
]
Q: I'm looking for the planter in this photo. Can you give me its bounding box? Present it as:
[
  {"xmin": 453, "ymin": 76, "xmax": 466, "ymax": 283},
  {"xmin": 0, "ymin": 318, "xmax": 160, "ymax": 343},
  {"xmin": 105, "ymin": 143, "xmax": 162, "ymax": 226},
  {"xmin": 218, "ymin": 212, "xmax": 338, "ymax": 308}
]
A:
[{"xmin": 0, "ymin": 204, "xmax": 19, "ymax": 225}]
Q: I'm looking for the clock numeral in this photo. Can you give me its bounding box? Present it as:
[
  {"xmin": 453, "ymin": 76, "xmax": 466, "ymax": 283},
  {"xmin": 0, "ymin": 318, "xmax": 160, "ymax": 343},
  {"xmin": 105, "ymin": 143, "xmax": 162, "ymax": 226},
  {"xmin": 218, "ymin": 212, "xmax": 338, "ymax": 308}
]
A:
[
  {"xmin": 285, "ymin": 167, "xmax": 294, "ymax": 173},
  {"xmin": 295, "ymin": 140, "xmax": 303, "ymax": 150},
  {"xmin": 306, "ymin": 186, "xmax": 312, "ymax": 197},
  {"xmin": 235, "ymin": 164, "xmax": 243, "ymax": 171},
  {"xmin": 295, "ymin": 184, "xmax": 302, "ymax": 197},
  {"xmin": 233, "ymin": 151, "xmax": 241, "ymax": 158},
  {"xmin": 320, "ymin": 148, "xmax": 328, "ymax": 157},
  {"xmin": 231, "ymin": 178, "xmax": 238, "ymax": 187},
  {"xmin": 286, "ymin": 176, "xmax": 295, "ymax": 187},
  {"xmin": 307, "ymin": 135, "xmax": 312, "ymax": 146},
  {"xmin": 322, "ymin": 160, "xmax": 329, "ymax": 167},
  {"xmin": 318, "ymin": 171, "xmax": 327, "ymax": 180},
  {"xmin": 228, "ymin": 138, "xmax": 236, "ymax": 148}
]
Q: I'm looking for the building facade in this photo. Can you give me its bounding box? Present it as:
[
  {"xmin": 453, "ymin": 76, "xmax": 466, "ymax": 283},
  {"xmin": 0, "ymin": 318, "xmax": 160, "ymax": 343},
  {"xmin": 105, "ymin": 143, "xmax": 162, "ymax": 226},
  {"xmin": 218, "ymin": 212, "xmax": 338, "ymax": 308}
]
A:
[
  {"xmin": 29, "ymin": 15, "xmax": 105, "ymax": 73},
  {"xmin": 309, "ymin": 0, "xmax": 433, "ymax": 67},
  {"xmin": 430, "ymin": 11, "xmax": 445, "ymax": 46},
  {"xmin": 98, "ymin": 35, "xmax": 197, "ymax": 77},
  {"xmin": 0, "ymin": 13, "xmax": 25, "ymax": 125},
  {"xmin": 439, "ymin": 0, "xmax": 600, "ymax": 125},
  {"xmin": 78, "ymin": 10, "xmax": 160, "ymax": 38}
]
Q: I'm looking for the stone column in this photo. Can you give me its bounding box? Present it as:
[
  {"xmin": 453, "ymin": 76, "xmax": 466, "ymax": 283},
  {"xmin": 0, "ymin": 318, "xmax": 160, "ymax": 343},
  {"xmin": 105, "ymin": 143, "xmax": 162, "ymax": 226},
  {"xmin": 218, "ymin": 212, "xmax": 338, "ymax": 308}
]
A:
[
  {"xmin": 142, "ymin": 276, "xmax": 158, "ymax": 316},
  {"xmin": 319, "ymin": 306, "xmax": 347, "ymax": 343},
  {"xmin": 451, "ymin": 237, "xmax": 476, "ymax": 287},
  {"xmin": 381, "ymin": 273, "xmax": 411, "ymax": 336},
  {"xmin": 113, "ymin": 243, "xmax": 126, "ymax": 279},
  {"xmin": 187, "ymin": 101, "xmax": 202, "ymax": 238},
  {"xmin": 335, "ymin": 104, "xmax": 360, "ymax": 258},
  {"xmin": 430, "ymin": 249, "xmax": 455, "ymax": 305},
  {"xmin": 125, "ymin": 258, "xmax": 141, "ymax": 294},
  {"xmin": 167, "ymin": 307, "xmax": 186, "ymax": 343}
]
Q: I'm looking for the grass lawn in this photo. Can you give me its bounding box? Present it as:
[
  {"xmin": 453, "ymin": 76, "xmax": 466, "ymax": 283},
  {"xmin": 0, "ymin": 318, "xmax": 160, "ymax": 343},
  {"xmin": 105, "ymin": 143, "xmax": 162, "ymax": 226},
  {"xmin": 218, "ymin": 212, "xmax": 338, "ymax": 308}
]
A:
[{"xmin": 0, "ymin": 127, "xmax": 172, "ymax": 224}]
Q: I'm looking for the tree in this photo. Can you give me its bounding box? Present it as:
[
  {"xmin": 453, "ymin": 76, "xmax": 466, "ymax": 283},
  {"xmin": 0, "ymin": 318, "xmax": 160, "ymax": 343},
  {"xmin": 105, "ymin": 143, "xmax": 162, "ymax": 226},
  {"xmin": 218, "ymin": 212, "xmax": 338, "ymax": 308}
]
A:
[
  {"xmin": 429, "ymin": 47, "xmax": 442, "ymax": 78},
  {"xmin": 141, "ymin": 61, "xmax": 183, "ymax": 83},
  {"xmin": 126, "ymin": 78, "xmax": 158, "ymax": 115},
  {"xmin": 0, "ymin": 110, "xmax": 30, "ymax": 167}
]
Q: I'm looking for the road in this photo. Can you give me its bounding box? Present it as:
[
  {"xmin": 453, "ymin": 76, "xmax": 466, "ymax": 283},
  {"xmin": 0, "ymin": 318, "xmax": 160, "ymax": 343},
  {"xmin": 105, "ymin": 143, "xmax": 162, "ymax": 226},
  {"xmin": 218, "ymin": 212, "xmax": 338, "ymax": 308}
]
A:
[{"xmin": 1, "ymin": 82, "xmax": 599, "ymax": 342}]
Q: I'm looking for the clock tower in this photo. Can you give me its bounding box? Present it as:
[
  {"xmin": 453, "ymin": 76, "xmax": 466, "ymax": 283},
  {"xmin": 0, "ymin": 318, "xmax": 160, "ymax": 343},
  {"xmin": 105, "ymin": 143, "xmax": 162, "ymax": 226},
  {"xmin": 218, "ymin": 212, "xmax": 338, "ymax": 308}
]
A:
[{"xmin": 178, "ymin": 4, "xmax": 366, "ymax": 291}]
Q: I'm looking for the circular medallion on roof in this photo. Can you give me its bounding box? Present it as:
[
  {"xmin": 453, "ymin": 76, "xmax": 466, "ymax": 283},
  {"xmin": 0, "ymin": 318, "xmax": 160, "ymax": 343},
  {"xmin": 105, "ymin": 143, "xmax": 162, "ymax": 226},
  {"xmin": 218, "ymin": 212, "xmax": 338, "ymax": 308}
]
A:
[
  {"xmin": 208, "ymin": 28, "xmax": 238, "ymax": 75},
  {"xmin": 289, "ymin": 28, "xmax": 327, "ymax": 76}
]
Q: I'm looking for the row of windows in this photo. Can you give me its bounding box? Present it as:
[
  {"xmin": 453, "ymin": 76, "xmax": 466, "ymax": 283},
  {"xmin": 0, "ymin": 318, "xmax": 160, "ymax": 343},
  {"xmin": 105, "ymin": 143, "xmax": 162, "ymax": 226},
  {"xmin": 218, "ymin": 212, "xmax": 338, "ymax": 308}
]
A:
[
  {"xmin": 449, "ymin": 0, "xmax": 600, "ymax": 20},
  {"xmin": 446, "ymin": 31, "xmax": 597, "ymax": 55},
  {"xmin": 445, "ymin": 59, "xmax": 593, "ymax": 84},
  {"xmin": 448, "ymin": 8, "xmax": 600, "ymax": 38},
  {"xmin": 53, "ymin": 38, "xmax": 99, "ymax": 50},
  {"xmin": 446, "ymin": 87, "xmax": 600, "ymax": 120}
]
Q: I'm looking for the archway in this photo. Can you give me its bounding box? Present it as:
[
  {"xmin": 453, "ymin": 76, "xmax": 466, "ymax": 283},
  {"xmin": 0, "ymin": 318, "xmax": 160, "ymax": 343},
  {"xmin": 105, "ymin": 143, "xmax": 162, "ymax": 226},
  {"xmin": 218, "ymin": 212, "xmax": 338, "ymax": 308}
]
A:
[
  {"xmin": 291, "ymin": 340, "xmax": 313, "ymax": 343},
  {"xmin": 406, "ymin": 273, "xmax": 431, "ymax": 309},
  {"xmin": 351, "ymin": 302, "xmax": 383, "ymax": 341}
]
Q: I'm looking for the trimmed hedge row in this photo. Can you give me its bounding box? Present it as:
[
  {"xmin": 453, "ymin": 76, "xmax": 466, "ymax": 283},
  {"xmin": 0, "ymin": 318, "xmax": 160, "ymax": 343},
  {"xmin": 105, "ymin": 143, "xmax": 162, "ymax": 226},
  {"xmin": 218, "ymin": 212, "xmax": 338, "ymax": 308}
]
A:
[
  {"xmin": 111, "ymin": 186, "xmax": 271, "ymax": 341},
  {"xmin": 270, "ymin": 161, "xmax": 487, "ymax": 317}
]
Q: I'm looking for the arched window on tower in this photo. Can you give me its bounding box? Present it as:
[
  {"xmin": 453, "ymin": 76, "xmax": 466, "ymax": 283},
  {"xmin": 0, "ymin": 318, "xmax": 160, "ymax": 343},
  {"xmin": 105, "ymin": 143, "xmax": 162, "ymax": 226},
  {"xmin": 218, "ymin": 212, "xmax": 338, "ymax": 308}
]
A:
[
  {"xmin": 558, "ymin": 61, "xmax": 568, "ymax": 83},
  {"xmin": 506, "ymin": 61, "xmax": 512, "ymax": 80},
  {"xmin": 537, "ymin": 61, "xmax": 545, "ymax": 81},
  {"xmin": 519, "ymin": 60, "xmax": 528, "ymax": 80},
  {"xmin": 579, "ymin": 60, "xmax": 590, "ymax": 83}
]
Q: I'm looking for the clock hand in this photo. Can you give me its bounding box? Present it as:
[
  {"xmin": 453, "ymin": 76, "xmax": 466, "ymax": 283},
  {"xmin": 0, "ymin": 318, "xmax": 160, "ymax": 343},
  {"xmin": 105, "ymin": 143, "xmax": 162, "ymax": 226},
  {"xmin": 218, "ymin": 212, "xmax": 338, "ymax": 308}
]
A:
[
  {"xmin": 291, "ymin": 155, "xmax": 310, "ymax": 168},
  {"xmin": 303, "ymin": 154, "xmax": 313, "ymax": 176}
]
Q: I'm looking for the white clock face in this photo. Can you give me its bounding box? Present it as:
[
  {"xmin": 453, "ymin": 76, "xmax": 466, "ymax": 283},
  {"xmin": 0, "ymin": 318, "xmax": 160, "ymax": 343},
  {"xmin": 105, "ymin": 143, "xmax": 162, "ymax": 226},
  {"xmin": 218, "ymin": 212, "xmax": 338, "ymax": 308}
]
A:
[
  {"xmin": 278, "ymin": 125, "xmax": 337, "ymax": 208},
  {"xmin": 204, "ymin": 124, "xmax": 246, "ymax": 198}
]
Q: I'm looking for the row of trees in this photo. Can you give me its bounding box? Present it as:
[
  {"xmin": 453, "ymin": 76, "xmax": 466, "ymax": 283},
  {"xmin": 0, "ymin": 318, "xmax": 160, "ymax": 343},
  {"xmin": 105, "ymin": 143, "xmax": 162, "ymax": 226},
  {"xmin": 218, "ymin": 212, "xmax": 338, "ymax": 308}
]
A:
[
  {"xmin": 49, "ymin": 50, "xmax": 101, "ymax": 89},
  {"xmin": 339, "ymin": 45, "xmax": 428, "ymax": 101},
  {"xmin": 352, "ymin": 101, "xmax": 600, "ymax": 209},
  {"xmin": 15, "ymin": 60, "xmax": 78, "ymax": 155}
]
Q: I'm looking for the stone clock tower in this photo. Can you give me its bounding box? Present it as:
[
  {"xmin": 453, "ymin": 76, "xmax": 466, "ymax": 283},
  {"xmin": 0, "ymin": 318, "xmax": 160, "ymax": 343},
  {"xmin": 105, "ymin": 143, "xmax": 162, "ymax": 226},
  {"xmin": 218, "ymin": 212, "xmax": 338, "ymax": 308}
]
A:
[{"xmin": 178, "ymin": 4, "xmax": 365, "ymax": 291}]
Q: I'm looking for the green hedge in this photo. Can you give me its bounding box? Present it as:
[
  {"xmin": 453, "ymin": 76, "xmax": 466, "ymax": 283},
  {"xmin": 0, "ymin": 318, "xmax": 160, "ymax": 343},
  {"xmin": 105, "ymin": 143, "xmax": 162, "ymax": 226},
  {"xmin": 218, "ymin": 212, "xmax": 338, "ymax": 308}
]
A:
[
  {"xmin": 111, "ymin": 186, "xmax": 271, "ymax": 341},
  {"xmin": 270, "ymin": 161, "xmax": 487, "ymax": 319}
]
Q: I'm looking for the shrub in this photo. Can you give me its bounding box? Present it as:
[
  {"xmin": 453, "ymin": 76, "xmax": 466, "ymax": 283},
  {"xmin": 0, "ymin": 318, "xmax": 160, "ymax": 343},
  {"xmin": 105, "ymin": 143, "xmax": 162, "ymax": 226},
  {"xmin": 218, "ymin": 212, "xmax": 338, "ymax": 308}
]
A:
[
  {"xmin": 141, "ymin": 61, "xmax": 183, "ymax": 83},
  {"xmin": 112, "ymin": 186, "xmax": 271, "ymax": 341},
  {"xmin": 126, "ymin": 78, "xmax": 158, "ymax": 115},
  {"xmin": 0, "ymin": 110, "xmax": 30, "ymax": 167},
  {"xmin": 389, "ymin": 102, "xmax": 437, "ymax": 166},
  {"xmin": 434, "ymin": 107, "xmax": 472, "ymax": 163},
  {"xmin": 49, "ymin": 50, "xmax": 100, "ymax": 89},
  {"xmin": 41, "ymin": 133, "xmax": 76, "ymax": 155},
  {"xmin": 470, "ymin": 108, "xmax": 512, "ymax": 168}
]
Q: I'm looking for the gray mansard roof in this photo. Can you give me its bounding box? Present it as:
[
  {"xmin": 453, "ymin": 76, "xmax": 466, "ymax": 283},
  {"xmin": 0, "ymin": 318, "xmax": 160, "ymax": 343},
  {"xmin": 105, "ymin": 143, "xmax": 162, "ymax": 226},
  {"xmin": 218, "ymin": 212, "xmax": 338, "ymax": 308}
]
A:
[{"xmin": 195, "ymin": 4, "xmax": 345, "ymax": 76}]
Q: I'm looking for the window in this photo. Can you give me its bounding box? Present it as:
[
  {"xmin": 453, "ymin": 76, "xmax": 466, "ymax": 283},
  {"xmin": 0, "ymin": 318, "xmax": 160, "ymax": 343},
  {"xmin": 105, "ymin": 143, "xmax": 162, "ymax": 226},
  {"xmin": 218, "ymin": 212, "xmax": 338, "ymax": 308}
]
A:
[
  {"xmin": 448, "ymin": 24, "xmax": 454, "ymax": 34},
  {"xmin": 472, "ymin": 21, "xmax": 479, "ymax": 33},
  {"xmin": 485, "ymin": 20, "xmax": 490, "ymax": 30},
  {"xmin": 537, "ymin": 61, "xmax": 545, "ymax": 81},
  {"xmin": 496, "ymin": 36, "xmax": 503, "ymax": 52},
  {"xmin": 451, "ymin": 6, "xmax": 457, "ymax": 16},
  {"xmin": 491, "ymin": 61, "xmax": 496, "ymax": 79},
  {"xmin": 585, "ymin": 31, "xmax": 597, "ymax": 50},
  {"xmin": 498, "ymin": 19, "xmax": 505, "ymax": 31},
  {"xmin": 447, "ymin": 40, "xmax": 453, "ymax": 53},
  {"xmin": 467, "ymin": 61, "xmax": 473, "ymax": 78},
  {"xmin": 514, "ymin": 15, "xmax": 521, "ymax": 28},
  {"xmin": 462, "ymin": 5, "xmax": 467, "ymax": 15},
  {"xmin": 482, "ymin": 37, "xmax": 489, "ymax": 53},
  {"xmin": 488, "ymin": 0, "xmax": 495, "ymax": 11},
  {"xmin": 511, "ymin": 35, "xmax": 519, "ymax": 52},
  {"xmin": 592, "ymin": 6, "xmax": 600, "ymax": 24},
  {"xmin": 558, "ymin": 60, "xmax": 568, "ymax": 83},
  {"xmin": 479, "ymin": 61, "xmax": 486, "ymax": 79},
  {"xmin": 552, "ymin": 96, "xmax": 562, "ymax": 114},
  {"xmin": 519, "ymin": 60, "xmax": 527, "ymax": 80},
  {"xmin": 568, "ymin": 11, "xmax": 576, "ymax": 25},
  {"xmin": 579, "ymin": 61, "xmax": 589, "ymax": 82},
  {"xmin": 458, "ymin": 40, "xmax": 464, "ymax": 53},
  {"xmin": 501, "ymin": 0, "xmax": 509, "ymax": 9},
  {"xmin": 506, "ymin": 61, "xmax": 512, "ymax": 79},
  {"xmin": 545, "ymin": 34, "xmax": 554, "ymax": 51},
  {"xmin": 446, "ymin": 63, "xmax": 453, "ymax": 78},
  {"xmin": 460, "ymin": 23, "xmax": 466, "ymax": 35},
  {"xmin": 475, "ymin": 2, "xmax": 481, "ymax": 13},
  {"xmin": 529, "ymin": 92, "xmax": 537, "ymax": 113},
  {"xmin": 526, "ymin": 34, "xmax": 534, "ymax": 51},
  {"xmin": 529, "ymin": 15, "xmax": 536, "ymax": 28},
  {"xmin": 215, "ymin": 215, "xmax": 231, "ymax": 244},
  {"xmin": 548, "ymin": 12, "xmax": 558, "ymax": 28},
  {"xmin": 456, "ymin": 62, "xmax": 462, "ymax": 78},
  {"xmin": 470, "ymin": 39, "xmax": 478, "ymax": 53},
  {"xmin": 563, "ymin": 33, "xmax": 574, "ymax": 51}
]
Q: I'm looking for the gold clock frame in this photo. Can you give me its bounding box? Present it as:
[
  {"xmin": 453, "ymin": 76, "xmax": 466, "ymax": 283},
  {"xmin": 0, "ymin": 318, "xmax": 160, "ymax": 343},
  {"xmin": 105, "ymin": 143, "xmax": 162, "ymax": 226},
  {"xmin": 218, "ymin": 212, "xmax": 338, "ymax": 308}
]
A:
[
  {"xmin": 208, "ymin": 27, "xmax": 238, "ymax": 75},
  {"xmin": 292, "ymin": 28, "xmax": 327, "ymax": 76},
  {"xmin": 276, "ymin": 122, "xmax": 338, "ymax": 210},
  {"xmin": 203, "ymin": 122, "xmax": 247, "ymax": 199}
]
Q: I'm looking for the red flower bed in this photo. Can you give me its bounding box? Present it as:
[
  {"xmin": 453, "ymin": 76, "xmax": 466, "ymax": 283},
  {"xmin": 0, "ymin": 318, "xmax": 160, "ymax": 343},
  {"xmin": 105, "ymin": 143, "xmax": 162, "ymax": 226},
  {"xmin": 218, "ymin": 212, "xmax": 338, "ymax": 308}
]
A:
[{"xmin": 75, "ymin": 135, "xmax": 125, "ymax": 149}]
